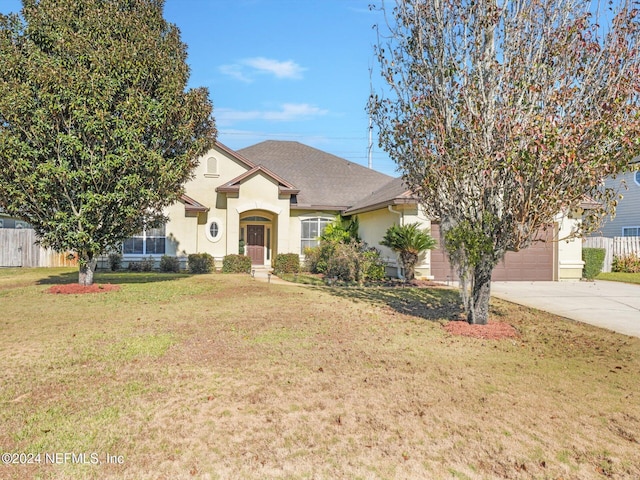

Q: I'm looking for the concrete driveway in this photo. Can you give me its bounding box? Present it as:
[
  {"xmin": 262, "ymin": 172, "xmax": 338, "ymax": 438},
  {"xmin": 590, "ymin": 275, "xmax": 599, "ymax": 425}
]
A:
[{"xmin": 491, "ymin": 280, "xmax": 640, "ymax": 338}]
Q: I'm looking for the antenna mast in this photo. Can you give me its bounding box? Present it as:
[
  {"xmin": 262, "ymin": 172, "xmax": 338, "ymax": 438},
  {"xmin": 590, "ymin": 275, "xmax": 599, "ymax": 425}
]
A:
[
  {"xmin": 368, "ymin": 116, "xmax": 373, "ymax": 169},
  {"xmin": 368, "ymin": 66, "xmax": 374, "ymax": 169}
]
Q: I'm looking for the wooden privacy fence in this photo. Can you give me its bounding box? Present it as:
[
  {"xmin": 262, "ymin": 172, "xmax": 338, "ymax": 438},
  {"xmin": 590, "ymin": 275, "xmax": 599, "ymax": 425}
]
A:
[
  {"xmin": 0, "ymin": 229, "xmax": 77, "ymax": 268},
  {"xmin": 583, "ymin": 236, "xmax": 640, "ymax": 272}
]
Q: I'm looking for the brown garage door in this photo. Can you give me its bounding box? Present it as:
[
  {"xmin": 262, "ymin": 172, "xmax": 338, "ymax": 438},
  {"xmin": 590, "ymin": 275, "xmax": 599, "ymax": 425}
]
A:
[{"xmin": 429, "ymin": 224, "xmax": 555, "ymax": 282}]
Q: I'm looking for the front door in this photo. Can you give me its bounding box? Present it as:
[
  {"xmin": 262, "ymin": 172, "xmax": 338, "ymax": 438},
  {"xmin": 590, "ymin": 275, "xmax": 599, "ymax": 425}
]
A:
[{"xmin": 246, "ymin": 225, "xmax": 265, "ymax": 265}]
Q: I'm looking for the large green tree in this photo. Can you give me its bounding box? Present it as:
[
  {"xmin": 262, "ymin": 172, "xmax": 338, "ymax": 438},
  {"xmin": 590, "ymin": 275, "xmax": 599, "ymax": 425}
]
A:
[
  {"xmin": 0, "ymin": 0, "xmax": 216, "ymax": 285},
  {"xmin": 370, "ymin": 0, "xmax": 640, "ymax": 324}
]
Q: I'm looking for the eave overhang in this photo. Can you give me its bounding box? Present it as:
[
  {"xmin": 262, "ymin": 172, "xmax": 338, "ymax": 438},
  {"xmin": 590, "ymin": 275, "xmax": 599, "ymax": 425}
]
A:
[{"xmin": 180, "ymin": 194, "xmax": 209, "ymax": 212}]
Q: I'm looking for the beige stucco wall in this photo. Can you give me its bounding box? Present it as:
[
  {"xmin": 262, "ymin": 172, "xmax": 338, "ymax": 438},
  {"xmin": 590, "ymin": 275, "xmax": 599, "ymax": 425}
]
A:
[
  {"xmin": 188, "ymin": 147, "xmax": 248, "ymax": 261},
  {"xmin": 118, "ymin": 145, "xmax": 243, "ymax": 267},
  {"xmin": 161, "ymin": 146, "xmax": 257, "ymax": 264},
  {"xmin": 356, "ymin": 204, "xmax": 433, "ymax": 278},
  {"xmin": 164, "ymin": 205, "xmax": 199, "ymax": 256},
  {"xmin": 156, "ymin": 143, "xmax": 586, "ymax": 280},
  {"xmin": 225, "ymin": 172, "xmax": 292, "ymax": 266},
  {"xmin": 556, "ymin": 212, "xmax": 584, "ymax": 281},
  {"xmin": 162, "ymin": 146, "xmax": 324, "ymax": 266}
]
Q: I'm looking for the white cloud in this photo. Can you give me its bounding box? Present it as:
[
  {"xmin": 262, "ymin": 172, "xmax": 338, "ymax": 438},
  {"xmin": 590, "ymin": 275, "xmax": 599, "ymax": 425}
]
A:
[
  {"xmin": 243, "ymin": 57, "xmax": 306, "ymax": 79},
  {"xmin": 264, "ymin": 103, "xmax": 328, "ymax": 121},
  {"xmin": 216, "ymin": 103, "xmax": 328, "ymax": 125},
  {"xmin": 219, "ymin": 57, "xmax": 306, "ymax": 82},
  {"xmin": 218, "ymin": 64, "xmax": 252, "ymax": 83}
]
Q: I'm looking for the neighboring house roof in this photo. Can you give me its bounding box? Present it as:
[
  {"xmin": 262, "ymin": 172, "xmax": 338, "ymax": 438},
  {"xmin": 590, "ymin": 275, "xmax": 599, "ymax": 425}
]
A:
[
  {"xmin": 237, "ymin": 141, "xmax": 393, "ymax": 210},
  {"xmin": 216, "ymin": 165, "xmax": 300, "ymax": 195},
  {"xmin": 344, "ymin": 177, "xmax": 418, "ymax": 215}
]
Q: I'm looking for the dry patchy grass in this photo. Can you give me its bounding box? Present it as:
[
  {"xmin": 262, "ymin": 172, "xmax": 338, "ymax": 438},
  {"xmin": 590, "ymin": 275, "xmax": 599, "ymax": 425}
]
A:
[{"xmin": 0, "ymin": 268, "xmax": 639, "ymax": 479}]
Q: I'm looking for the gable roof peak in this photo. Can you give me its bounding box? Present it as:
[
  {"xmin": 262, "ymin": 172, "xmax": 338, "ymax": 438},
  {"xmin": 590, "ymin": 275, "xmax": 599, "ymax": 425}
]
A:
[
  {"xmin": 237, "ymin": 141, "xmax": 393, "ymax": 209},
  {"xmin": 216, "ymin": 164, "xmax": 300, "ymax": 195}
]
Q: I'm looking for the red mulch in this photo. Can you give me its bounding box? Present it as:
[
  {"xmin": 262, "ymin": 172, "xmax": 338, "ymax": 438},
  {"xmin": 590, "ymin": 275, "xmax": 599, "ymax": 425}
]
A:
[
  {"xmin": 443, "ymin": 320, "xmax": 519, "ymax": 340},
  {"xmin": 46, "ymin": 284, "xmax": 120, "ymax": 294}
]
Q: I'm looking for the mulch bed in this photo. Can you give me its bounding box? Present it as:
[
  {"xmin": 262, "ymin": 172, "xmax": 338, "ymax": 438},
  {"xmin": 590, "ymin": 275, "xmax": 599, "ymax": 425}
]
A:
[{"xmin": 46, "ymin": 284, "xmax": 120, "ymax": 294}]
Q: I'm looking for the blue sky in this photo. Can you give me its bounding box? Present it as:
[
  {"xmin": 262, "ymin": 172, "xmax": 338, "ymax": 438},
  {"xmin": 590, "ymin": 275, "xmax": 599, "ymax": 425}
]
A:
[{"xmin": 1, "ymin": 0, "xmax": 398, "ymax": 176}]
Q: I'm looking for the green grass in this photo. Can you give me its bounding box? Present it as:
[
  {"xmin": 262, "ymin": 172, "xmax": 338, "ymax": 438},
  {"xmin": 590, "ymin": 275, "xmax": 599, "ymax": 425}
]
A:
[
  {"xmin": 277, "ymin": 272, "xmax": 326, "ymax": 285},
  {"xmin": 1, "ymin": 268, "xmax": 639, "ymax": 479},
  {"xmin": 597, "ymin": 271, "xmax": 640, "ymax": 284}
]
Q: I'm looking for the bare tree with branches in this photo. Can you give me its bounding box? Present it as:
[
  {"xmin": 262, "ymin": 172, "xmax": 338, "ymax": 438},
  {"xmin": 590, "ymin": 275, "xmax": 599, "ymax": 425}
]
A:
[{"xmin": 370, "ymin": 0, "xmax": 640, "ymax": 324}]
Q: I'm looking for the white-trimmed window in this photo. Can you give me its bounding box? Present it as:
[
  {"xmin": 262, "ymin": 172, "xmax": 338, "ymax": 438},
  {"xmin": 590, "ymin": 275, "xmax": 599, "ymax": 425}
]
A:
[
  {"xmin": 635, "ymin": 171, "xmax": 640, "ymax": 186},
  {"xmin": 14, "ymin": 220, "xmax": 30, "ymax": 229},
  {"xmin": 123, "ymin": 225, "xmax": 166, "ymax": 255},
  {"xmin": 622, "ymin": 226, "xmax": 640, "ymax": 237},
  {"xmin": 301, "ymin": 217, "xmax": 332, "ymax": 250},
  {"xmin": 205, "ymin": 156, "xmax": 219, "ymax": 177},
  {"xmin": 0, "ymin": 219, "xmax": 4, "ymax": 228},
  {"xmin": 205, "ymin": 219, "xmax": 223, "ymax": 242}
]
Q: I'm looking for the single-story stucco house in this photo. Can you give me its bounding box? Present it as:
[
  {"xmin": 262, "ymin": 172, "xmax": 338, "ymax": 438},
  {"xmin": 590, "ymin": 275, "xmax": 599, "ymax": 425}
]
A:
[{"xmin": 118, "ymin": 140, "xmax": 584, "ymax": 281}]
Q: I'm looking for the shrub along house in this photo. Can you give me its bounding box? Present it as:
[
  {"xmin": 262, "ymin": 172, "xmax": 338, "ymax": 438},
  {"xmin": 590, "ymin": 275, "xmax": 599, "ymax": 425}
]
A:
[{"xmin": 116, "ymin": 140, "xmax": 584, "ymax": 281}]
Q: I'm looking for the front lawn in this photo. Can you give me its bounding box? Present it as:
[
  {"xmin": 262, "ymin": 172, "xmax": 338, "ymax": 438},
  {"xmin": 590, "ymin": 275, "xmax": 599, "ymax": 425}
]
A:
[
  {"xmin": 1, "ymin": 268, "xmax": 639, "ymax": 479},
  {"xmin": 597, "ymin": 271, "xmax": 640, "ymax": 285}
]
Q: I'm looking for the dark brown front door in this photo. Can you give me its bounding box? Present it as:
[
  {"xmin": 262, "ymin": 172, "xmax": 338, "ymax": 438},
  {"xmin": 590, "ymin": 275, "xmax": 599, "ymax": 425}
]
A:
[{"xmin": 246, "ymin": 225, "xmax": 265, "ymax": 265}]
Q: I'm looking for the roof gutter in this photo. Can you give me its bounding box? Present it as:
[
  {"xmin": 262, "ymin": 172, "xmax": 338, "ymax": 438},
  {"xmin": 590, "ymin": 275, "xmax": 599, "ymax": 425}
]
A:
[{"xmin": 345, "ymin": 198, "xmax": 416, "ymax": 216}]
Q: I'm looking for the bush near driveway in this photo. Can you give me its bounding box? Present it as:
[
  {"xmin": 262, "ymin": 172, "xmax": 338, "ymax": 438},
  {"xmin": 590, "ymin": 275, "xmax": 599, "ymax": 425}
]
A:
[{"xmin": 582, "ymin": 247, "xmax": 606, "ymax": 280}]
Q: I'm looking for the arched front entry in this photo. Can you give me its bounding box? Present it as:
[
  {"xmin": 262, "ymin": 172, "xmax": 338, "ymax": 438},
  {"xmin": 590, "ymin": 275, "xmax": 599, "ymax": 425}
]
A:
[{"xmin": 240, "ymin": 211, "xmax": 275, "ymax": 266}]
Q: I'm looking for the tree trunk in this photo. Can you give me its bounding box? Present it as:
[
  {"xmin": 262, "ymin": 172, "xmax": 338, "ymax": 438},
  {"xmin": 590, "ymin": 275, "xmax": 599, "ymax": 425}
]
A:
[
  {"xmin": 401, "ymin": 251, "xmax": 418, "ymax": 280},
  {"xmin": 467, "ymin": 263, "xmax": 492, "ymax": 325},
  {"xmin": 78, "ymin": 256, "xmax": 97, "ymax": 286}
]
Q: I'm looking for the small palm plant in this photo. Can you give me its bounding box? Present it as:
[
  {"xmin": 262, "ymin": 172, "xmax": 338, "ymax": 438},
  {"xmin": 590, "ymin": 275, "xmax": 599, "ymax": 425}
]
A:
[{"xmin": 380, "ymin": 223, "xmax": 437, "ymax": 280}]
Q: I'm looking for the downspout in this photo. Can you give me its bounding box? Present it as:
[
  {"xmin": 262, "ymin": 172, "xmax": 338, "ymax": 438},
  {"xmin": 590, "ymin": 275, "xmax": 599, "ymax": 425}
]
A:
[
  {"xmin": 388, "ymin": 205, "xmax": 404, "ymax": 279},
  {"xmin": 195, "ymin": 212, "xmax": 201, "ymax": 253},
  {"xmin": 388, "ymin": 205, "xmax": 403, "ymax": 225}
]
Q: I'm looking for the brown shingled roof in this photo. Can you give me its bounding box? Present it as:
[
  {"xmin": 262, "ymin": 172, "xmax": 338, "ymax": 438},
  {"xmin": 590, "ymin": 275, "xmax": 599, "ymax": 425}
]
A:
[
  {"xmin": 344, "ymin": 177, "xmax": 418, "ymax": 214},
  {"xmin": 237, "ymin": 141, "xmax": 393, "ymax": 210}
]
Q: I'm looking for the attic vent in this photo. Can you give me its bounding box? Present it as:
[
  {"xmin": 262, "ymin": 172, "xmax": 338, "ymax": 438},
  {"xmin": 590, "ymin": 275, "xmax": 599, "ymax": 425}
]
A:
[{"xmin": 205, "ymin": 157, "xmax": 219, "ymax": 177}]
